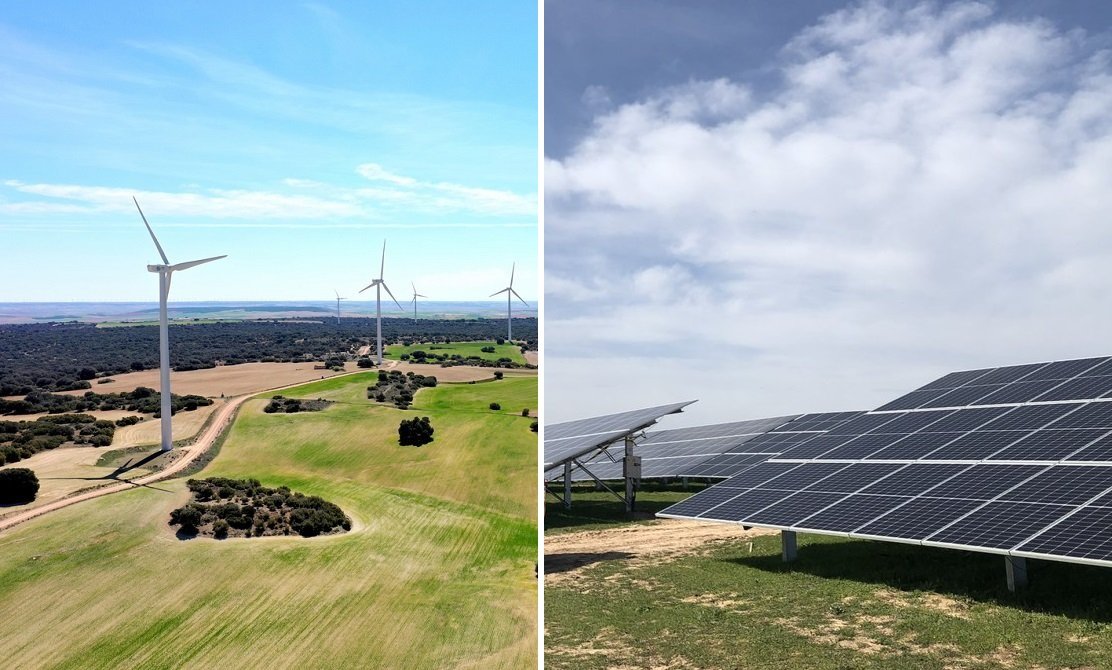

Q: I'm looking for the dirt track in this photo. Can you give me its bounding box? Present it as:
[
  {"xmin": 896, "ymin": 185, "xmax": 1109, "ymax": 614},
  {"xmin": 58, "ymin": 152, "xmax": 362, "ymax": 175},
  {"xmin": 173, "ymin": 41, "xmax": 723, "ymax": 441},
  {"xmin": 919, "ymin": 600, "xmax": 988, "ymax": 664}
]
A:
[{"xmin": 545, "ymin": 520, "xmax": 777, "ymax": 585}]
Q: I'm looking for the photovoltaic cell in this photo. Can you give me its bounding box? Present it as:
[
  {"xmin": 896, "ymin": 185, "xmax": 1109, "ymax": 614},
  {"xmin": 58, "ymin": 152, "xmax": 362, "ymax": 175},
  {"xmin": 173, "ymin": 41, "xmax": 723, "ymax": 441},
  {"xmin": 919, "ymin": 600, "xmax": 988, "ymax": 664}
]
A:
[
  {"xmin": 1081, "ymin": 359, "xmax": 1112, "ymax": 377},
  {"xmin": 988, "ymin": 429, "xmax": 1108, "ymax": 462},
  {"xmin": 745, "ymin": 491, "xmax": 848, "ymax": 526},
  {"xmin": 925, "ymin": 464, "xmax": 1045, "ymax": 500},
  {"xmin": 1066, "ymin": 433, "xmax": 1112, "ymax": 462},
  {"xmin": 794, "ymin": 494, "xmax": 911, "ymax": 532},
  {"xmin": 924, "ymin": 407, "xmax": 1013, "ymax": 432},
  {"xmin": 970, "ymin": 379, "xmax": 1066, "ymax": 406},
  {"xmin": 1023, "ymin": 357, "xmax": 1107, "ymax": 381},
  {"xmin": 1014, "ymin": 506, "xmax": 1112, "ymax": 561},
  {"xmin": 701, "ymin": 488, "xmax": 796, "ymax": 521},
  {"xmin": 718, "ymin": 462, "xmax": 803, "ymax": 489},
  {"xmin": 979, "ymin": 404, "xmax": 1082, "ymax": 431},
  {"xmin": 972, "ymin": 363, "xmax": 1048, "ymax": 385},
  {"xmin": 661, "ymin": 486, "xmax": 749, "ymax": 517},
  {"xmin": 1034, "ymin": 376, "xmax": 1112, "ymax": 402},
  {"xmin": 828, "ymin": 413, "xmax": 907, "ymax": 436},
  {"xmin": 775, "ymin": 434, "xmax": 857, "ymax": 459},
  {"xmin": 856, "ymin": 463, "xmax": 970, "ymax": 496},
  {"xmin": 923, "ymin": 431, "xmax": 1030, "ymax": 461},
  {"xmin": 921, "ymin": 384, "xmax": 1004, "ymax": 408},
  {"xmin": 926, "ymin": 502, "xmax": 1073, "ymax": 549},
  {"xmin": 867, "ymin": 432, "xmax": 963, "ymax": 460},
  {"xmin": 817, "ymin": 433, "xmax": 910, "ymax": 460},
  {"xmin": 757, "ymin": 463, "xmax": 851, "ymax": 490},
  {"xmin": 875, "ymin": 388, "xmax": 952, "ymax": 412},
  {"xmin": 1047, "ymin": 402, "xmax": 1112, "ymax": 429},
  {"xmin": 919, "ymin": 368, "xmax": 993, "ymax": 390},
  {"xmin": 805, "ymin": 463, "xmax": 906, "ymax": 493},
  {"xmin": 855, "ymin": 497, "xmax": 985, "ymax": 540},
  {"xmin": 1001, "ymin": 466, "xmax": 1112, "ymax": 505},
  {"xmin": 870, "ymin": 410, "xmax": 956, "ymax": 434}
]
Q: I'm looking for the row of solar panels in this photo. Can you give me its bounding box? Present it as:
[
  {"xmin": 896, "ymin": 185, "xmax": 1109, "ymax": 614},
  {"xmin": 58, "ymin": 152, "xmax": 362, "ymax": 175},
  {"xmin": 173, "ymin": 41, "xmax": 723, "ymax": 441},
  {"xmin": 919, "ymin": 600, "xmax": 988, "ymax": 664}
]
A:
[{"xmin": 659, "ymin": 355, "xmax": 1112, "ymax": 568}]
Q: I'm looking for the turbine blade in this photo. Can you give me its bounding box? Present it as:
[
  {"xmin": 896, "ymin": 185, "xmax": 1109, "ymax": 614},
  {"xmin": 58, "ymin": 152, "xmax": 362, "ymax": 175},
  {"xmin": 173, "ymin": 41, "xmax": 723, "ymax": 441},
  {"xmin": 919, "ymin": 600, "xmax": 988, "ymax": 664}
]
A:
[
  {"xmin": 381, "ymin": 282, "xmax": 405, "ymax": 311},
  {"xmin": 490, "ymin": 288, "xmax": 509, "ymax": 297},
  {"xmin": 134, "ymin": 197, "xmax": 169, "ymax": 264},
  {"xmin": 358, "ymin": 281, "xmax": 378, "ymax": 293},
  {"xmin": 510, "ymin": 262, "xmax": 515, "ymax": 287},
  {"xmin": 170, "ymin": 255, "xmax": 226, "ymax": 272},
  {"xmin": 511, "ymin": 288, "xmax": 528, "ymax": 306},
  {"xmin": 380, "ymin": 240, "xmax": 386, "ymax": 278},
  {"xmin": 416, "ymin": 293, "xmax": 428, "ymax": 298}
]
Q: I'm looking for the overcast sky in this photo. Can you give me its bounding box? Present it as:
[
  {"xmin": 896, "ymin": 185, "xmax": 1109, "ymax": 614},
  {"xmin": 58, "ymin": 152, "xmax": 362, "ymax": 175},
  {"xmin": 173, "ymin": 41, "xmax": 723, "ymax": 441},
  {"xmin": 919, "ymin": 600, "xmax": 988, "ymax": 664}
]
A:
[
  {"xmin": 0, "ymin": 2, "xmax": 537, "ymax": 302},
  {"xmin": 545, "ymin": 0, "xmax": 1112, "ymax": 427}
]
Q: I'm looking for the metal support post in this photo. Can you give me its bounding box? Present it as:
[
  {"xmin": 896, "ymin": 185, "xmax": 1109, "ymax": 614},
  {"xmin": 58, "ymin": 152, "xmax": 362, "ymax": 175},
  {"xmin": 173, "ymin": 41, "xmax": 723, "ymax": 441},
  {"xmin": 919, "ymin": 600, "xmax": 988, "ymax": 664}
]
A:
[
  {"xmin": 624, "ymin": 436, "xmax": 636, "ymax": 513},
  {"xmin": 1005, "ymin": 556, "xmax": 1027, "ymax": 592},
  {"xmin": 563, "ymin": 462, "xmax": 572, "ymax": 510},
  {"xmin": 681, "ymin": 476, "xmax": 689, "ymax": 490},
  {"xmin": 781, "ymin": 530, "xmax": 797, "ymax": 563}
]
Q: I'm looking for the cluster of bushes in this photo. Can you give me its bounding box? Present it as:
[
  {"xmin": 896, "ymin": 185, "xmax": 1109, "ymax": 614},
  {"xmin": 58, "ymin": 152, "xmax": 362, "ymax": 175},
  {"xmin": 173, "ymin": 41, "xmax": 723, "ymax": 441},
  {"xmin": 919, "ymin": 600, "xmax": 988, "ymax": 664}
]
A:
[
  {"xmin": 169, "ymin": 477, "xmax": 351, "ymax": 539},
  {"xmin": 0, "ymin": 387, "xmax": 213, "ymax": 417},
  {"xmin": 263, "ymin": 396, "xmax": 332, "ymax": 414},
  {"xmin": 0, "ymin": 318, "xmax": 536, "ymax": 395},
  {"xmin": 398, "ymin": 416, "xmax": 434, "ymax": 446},
  {"xmin": 0, "ymin": 468, "xmax": 39, "ymax": 504},
  {"xmin": 399, "ymin": 348, "xmax": 531, "ymax": 369},
  {"xmin": 0, "ymin": 414, "xmax": 116, "ymax": 464},
  {"xmin": 368, "ymin": 370, "xmax": 437, "ymax": 410},
  {"xmin": 115, "ymin": 415, "xmax": 143, "ymax": 427}
]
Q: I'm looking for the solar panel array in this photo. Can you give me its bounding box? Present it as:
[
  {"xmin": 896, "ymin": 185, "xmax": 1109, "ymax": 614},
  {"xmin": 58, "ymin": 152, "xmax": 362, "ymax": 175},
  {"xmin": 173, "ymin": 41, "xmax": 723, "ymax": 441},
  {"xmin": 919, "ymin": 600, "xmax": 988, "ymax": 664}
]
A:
[
  {"xmin": 543, "ymin": 401, "xmax": 695, "ymax": 469},
  {"xmin": 659, "ymin": 356, "xmax": 1112, "ymax": 568},
  {"xmin": 564, "ymin": 415, "xmax": 797, "ymax": 481}
]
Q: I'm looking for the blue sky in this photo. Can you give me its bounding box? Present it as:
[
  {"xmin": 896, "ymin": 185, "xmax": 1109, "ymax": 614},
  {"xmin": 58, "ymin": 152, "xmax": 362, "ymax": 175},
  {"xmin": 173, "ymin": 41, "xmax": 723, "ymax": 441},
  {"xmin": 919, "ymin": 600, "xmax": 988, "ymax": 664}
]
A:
[
  {"xmin": 545, "ymin": 1, "xmax": 1112, "ymax": 424},
  {"xmin": 0, "ymin": 1, "xmax": 537, "ymax": 301}
]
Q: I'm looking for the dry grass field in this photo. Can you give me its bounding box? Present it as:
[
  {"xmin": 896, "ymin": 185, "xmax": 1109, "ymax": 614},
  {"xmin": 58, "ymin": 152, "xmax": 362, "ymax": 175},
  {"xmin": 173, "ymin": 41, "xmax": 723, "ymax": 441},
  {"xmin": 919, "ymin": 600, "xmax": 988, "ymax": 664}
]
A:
[
  {"xmin": 60, "ymin": 362, "xmax": 352, "ymax": 398},
  {"xmin": 0, "ymin": 372, "xmax": 537, "ymax": 669}
]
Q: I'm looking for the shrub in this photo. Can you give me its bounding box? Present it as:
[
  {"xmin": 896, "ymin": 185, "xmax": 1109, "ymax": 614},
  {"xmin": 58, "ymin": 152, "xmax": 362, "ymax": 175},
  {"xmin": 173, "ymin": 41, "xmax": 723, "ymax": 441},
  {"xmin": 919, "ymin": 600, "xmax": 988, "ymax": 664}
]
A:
[
  {"xmin": 489, "ymin": 402, "xmax": 501, "ymax": 411},
  {"xmin": 356, "ymin": 357, "xmax": 374, "ymax": 368},
  {"xmin": 212, "ymin": 520, "xmax": 230, "ymax": 539},
  {"xmin": 530, "ymin": 421, "xmax": 538, "ymax": 433},
  {"xmin": 494, "ymin": 371, "xmax": 504, "ymax": 380},
  {"xmin": 398, "ymin": 416, "xmax": 434, "ymax": 447},
  {"xmin": 0, "ymin": 468, "xmax": 39, "ymax": 504},
  {"xmin": 521, "ymin": 408, "xmax": 530, "ymax": 417}
]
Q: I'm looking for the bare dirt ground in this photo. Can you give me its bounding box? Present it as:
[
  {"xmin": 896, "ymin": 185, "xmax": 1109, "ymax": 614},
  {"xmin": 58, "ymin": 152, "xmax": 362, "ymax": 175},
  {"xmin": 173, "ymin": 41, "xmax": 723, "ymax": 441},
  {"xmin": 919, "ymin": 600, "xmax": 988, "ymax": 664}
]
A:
[
  {"xmin": 524, "ymin": 350, "xmax": 538, "ymax": 365},
  {"xmin": 59, "ymin": 361, "xmax": 351, "ymax": 398},
  {"xmin": 544, "ymin": 520, "xmax": 777, "ymax": 587}
]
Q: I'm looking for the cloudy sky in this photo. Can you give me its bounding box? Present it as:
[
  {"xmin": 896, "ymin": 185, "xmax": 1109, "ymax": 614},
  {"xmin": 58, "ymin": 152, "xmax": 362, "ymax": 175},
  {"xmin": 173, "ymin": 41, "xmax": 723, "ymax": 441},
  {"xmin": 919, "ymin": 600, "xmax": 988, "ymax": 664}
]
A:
[
  {"xmin": 545, "ymin": 0, "xmax": 1112, "ymax": 426},
  {"xmin": 0, "ymin": 2, "xmax": 537, "ymax": 302}
]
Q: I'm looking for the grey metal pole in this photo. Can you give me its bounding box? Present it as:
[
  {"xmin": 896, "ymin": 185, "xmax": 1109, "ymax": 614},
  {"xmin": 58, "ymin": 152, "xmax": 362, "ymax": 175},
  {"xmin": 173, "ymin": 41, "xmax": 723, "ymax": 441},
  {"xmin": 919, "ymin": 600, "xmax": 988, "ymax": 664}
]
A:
[
  {"xmin": 158, "ymin": 271, "xmax": 173, "ymax": 452},
  {"xmin": 507, "ymin": 291, "xmax": 512, "ymax": 341},
  {"xmin": 625, "ymin": 436, "xmax": 635, "ymax": 513},
  {"xmin": 781, "ymin": 530, "xmax": 797, "ymax": 562},
  {"xmin": 1005, "ymin": 556, "xmax": 1028, "ymax": 591},
  {"xmin": 563, "ymin": 461, "xmax": 572, "ymax": 510}
]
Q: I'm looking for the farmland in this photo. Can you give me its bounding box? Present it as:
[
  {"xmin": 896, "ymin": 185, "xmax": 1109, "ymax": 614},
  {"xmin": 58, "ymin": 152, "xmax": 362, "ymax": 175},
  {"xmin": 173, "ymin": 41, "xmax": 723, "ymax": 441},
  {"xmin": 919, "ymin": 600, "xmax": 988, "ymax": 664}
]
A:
[
  {"xmin": 386, "ymin": 340, "xmax": 528, "ymax": 365},
  {"xmin": 0, "ymin": 371, "xmax": 537, "ymax": 668},
  {"xmin": 545, "ymin": 490, "xmax": 1112, "ymax": 669}
]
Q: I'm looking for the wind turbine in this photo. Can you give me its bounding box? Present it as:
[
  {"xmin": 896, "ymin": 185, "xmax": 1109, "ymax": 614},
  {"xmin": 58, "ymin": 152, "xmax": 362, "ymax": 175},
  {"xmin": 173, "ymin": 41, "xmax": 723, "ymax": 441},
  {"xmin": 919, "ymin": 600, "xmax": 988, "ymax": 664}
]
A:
[
  {"xmin": 409, "ymin": 282, "xmax": 427, "ymax": 323},
  {"xmin": 490, "ymin": 262, "xmax": 528, "ymax": 341},
  {"xmin": 358, "ymin": 240, "xmax": 405, "ymax": 365},
  {"xmin": 135, "ymin": 197, "xmax": 226, "ymax": 452},
  {"xmin": 334, "ymin": 289, "xmax": 347, "ymax": 325}
]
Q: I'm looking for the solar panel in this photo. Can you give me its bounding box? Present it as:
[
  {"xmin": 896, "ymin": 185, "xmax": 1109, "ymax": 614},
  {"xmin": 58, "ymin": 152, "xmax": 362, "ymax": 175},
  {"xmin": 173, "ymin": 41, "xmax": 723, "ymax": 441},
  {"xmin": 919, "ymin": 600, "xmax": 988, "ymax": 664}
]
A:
[
  {"xmin": 543, "ymin": 401, "xmax": 694, "ymax": 468},
  {"xmin": 659, "ymin": 354, "xmax": 1112, "ymax": 572},
  {"xmin": 926, "ymin": 502, "xmax": 1074, "ymax": 549}
]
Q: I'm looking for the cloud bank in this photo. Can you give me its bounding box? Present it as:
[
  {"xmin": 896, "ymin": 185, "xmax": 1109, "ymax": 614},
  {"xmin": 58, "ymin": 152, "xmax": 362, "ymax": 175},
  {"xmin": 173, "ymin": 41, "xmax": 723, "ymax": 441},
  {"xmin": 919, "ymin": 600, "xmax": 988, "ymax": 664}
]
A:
[{"xmin": 545, "ymin": 1, "xmax": 1112, "ymax": 424}]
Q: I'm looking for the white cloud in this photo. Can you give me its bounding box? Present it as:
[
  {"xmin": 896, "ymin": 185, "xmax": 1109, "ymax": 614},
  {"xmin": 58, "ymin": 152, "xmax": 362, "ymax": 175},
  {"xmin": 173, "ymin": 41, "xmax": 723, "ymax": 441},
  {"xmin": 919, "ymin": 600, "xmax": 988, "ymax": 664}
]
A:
[{"xmin": 545, "ymin": 1, "xmax": 1112, "ymax": 424}]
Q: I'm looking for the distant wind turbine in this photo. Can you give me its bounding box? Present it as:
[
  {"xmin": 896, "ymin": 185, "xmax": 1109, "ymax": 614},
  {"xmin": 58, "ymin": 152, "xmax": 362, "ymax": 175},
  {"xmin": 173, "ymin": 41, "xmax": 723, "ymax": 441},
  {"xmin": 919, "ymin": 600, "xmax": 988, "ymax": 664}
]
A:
[
  {"xmin": 409, "ymin": 282, "xmax": 427, "ymax": 323},
  {"xmin": 490, "ymin": 262, "xmax": 528, "ymax": 341},
  {"xmin": 358, "ymin": 240, "xmax": 405, "ymax": 365},
  {"xmin": 334, "ymin": 289, "xmax": 347, "ymax": 325},
  {"xmin": 135, "ymin": 197, "xmax": 226, "ymax": 452}
]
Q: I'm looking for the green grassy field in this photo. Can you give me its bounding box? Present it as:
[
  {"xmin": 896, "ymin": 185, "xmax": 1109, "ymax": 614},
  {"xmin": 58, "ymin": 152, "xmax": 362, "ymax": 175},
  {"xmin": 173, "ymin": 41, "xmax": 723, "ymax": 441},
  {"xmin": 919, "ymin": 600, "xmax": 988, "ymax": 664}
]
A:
[
  {"xmin": 546, "ymin": 492, "xmax": 1112, "ymax": 669},
  {"xmin": 385, "ymin": 340, "xmax": 527, "ymax": 365},
  {"xmin": 0, "ymin": 373, "xmax": 537, "ymax": 669}
]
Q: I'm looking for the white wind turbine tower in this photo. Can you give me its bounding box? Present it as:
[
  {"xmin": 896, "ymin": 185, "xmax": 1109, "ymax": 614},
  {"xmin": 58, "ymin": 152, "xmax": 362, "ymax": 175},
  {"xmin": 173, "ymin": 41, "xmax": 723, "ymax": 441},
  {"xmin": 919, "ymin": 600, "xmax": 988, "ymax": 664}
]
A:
[
  {"xmin": 334, "ymin": 289, "xmax": 347, "ymax": 325},
  {"xmin": 135, "ymin": 197, "xmax": 226, "ymax": 452},
  {"xmin": 409, "ymin": 282, "xmax": 427, "ymax": 323},
  {"xmin": 359, "ymin": 240, "xmax": 405, "ymax": 365},
  {"xmin": 490, "ymin": 263, "xmax": 528, "ymax": 341}
]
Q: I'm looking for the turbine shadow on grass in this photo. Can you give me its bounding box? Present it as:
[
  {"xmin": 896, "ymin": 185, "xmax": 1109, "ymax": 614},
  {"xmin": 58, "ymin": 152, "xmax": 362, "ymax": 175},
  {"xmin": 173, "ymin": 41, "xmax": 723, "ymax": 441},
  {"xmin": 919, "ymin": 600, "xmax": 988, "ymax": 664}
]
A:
[{"xmin": 725, "ymin": 537, "xmax": 1112, "ymax": 622}]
